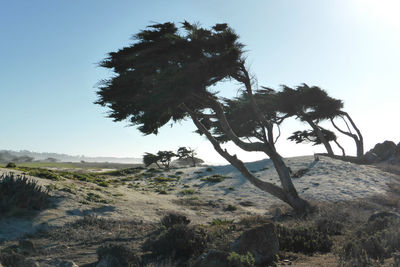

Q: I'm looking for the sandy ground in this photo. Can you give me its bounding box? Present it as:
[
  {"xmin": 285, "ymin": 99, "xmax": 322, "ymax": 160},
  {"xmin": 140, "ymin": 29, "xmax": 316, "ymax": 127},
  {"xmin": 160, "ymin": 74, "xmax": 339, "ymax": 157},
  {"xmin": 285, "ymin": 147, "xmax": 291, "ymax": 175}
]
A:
[{"xmin": 0, "ymin": 155, "xmax": 397, "ymax": 241}]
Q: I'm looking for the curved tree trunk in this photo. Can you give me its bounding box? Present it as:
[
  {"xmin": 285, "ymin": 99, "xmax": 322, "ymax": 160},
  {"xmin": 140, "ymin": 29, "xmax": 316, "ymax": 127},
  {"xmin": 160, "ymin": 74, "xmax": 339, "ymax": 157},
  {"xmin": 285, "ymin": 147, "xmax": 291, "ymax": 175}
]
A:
[
  {"xmin": 330, "ymin": 113, "xmax": 364, "ymax": 158},
  {"xmin": 333, "ymin": 139, "xmax": 346, "ymax": 156},
  {"xmin": 305, "ymin": 118, "xmax": 334, "ymax": 156},
  {"xmin": 183, "ymin": 104, "xmax": 311, "ymax": 213}
]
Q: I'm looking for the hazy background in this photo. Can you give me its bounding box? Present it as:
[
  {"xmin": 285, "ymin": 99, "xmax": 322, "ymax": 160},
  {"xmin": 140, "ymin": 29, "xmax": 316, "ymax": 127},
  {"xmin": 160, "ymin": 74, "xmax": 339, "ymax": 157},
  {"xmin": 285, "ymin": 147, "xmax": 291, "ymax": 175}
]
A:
[{"xmin": 1, "ymin": 0, "xmax": 399, "ymax": 164}]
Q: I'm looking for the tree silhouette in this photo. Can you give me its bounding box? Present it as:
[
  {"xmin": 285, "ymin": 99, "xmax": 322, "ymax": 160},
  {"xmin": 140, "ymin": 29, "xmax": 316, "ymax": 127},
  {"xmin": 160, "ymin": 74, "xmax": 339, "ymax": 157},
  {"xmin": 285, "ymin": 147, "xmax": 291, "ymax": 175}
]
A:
[
  {"xmin": 96, "ymin": 22, "xmax": 310, "ymax": 212},
  {"xmin": 278, "ymin": 84, "xmax": 363, "ymax": 158},
  {"xmin": 177, "ymin": 147, "xmax": 197, "ymax": 167}
]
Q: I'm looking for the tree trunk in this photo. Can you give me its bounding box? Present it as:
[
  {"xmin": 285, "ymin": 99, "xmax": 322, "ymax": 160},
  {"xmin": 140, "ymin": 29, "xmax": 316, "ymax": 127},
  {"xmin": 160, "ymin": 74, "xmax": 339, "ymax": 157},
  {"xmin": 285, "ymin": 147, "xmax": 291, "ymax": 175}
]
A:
[
  {"xmin": 333, "ymin": 139, "xmax": 346, "ymax": 156},
  {"xmin": 330, "ymin": 114, "xmax": 364, "ymax": 158},
  {"xmin": 183, "ymin": 104, "xmax": 310, "ymax": 213},
  {"xmin": 268, "ymin": 150, "xmax": 311, "ymax": 212},
  {"xmin": 305, "ymin": 117, "xmax": 334, "ymax": 155}
]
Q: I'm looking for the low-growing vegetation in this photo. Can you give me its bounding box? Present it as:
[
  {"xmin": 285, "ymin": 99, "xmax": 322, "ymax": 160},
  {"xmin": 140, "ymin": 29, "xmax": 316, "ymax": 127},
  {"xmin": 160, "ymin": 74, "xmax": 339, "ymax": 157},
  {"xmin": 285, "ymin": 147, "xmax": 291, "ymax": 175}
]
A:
[
  {"xmin": 200, "ymin": 174, "xmax": 232, "ymax": 183},
  {"xmin": 0, "ymin": 173, "xmax": 50, "ymax": 216}
]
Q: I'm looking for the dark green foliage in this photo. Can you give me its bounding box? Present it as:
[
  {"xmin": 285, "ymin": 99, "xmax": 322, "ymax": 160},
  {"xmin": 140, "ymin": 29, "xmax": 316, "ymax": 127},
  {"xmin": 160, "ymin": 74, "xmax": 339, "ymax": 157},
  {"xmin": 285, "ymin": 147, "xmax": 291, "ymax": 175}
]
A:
[
  {"xmin": 5, "ymin": 162, "xmax": 16, "ymax": 168},
  {"xmin": 288, "ymin": 129, "xmax": 337, "ymax": 146},
  {"xmin": 0, "ymin": 173, "xmax": 50, "ymax": 216},
  {"xmin": 143, "ymin": 224, "xmax": 208, "ymax": 261},
  {"xmin": 96, "ymin": 244, "xmax": 140, "ymax": 267},
  {"xmin": 315, "ymin": 218, "xmax": 343, "ymax": 235},
  {"xmin": 143, "ymin": 153, "xmax": 161, "ymax": 168},
  {"xmin": 209, "ymin": 218, "xmax": 234, "ymax": 226},
  {"xmin": 157, "ymin": 151, "xmax": 176, "ymax": 169},
  {"xmin": 160, "ymin": 212, "xmax": 190, "ymax": 228},
  {"xmin": 224, "ymin": 204, "xmax": 238, "ymax": 212},
  {"xmin": 339, "ymin": 217, "xmax": 400, "ymax": 265},
  {"xmin": 276, "ymin": 224, "xmax": 332, "ymax": 254},
  {"xmin": 201, "ymin": 174, "xmax": 231, "ymax": 183},
  {"xmin": 24, "ymin": 168, "xmax": 63, "ymax": 181},
  {"xmin": 227, "ymin": 252, "xmax": 255, "ymax": 267},
  {"xmin": 102, "ymin": 167, "xmax": 142, "ymax": 176},
  {"xmin": 177, "ymin": 147, "xmax": 197, "ymax": 166},
  {"xmin": 96, "ymin": 22, "xmax": 243, "ymax": 135},
  {"xmin": 277, "ymin": 84, "xmax": 343, "ymax": 121},
  {"xmin": 143, "ymin": 151, "xmax": 176, "ymax": 168}
]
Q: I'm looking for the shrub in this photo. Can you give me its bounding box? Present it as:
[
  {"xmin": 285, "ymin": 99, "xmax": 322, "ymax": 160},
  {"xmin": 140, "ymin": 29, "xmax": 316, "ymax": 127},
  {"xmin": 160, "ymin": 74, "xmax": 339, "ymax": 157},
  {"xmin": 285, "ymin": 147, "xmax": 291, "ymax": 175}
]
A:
[
  {"xmin": 143, "ymin": 224, "xmax": 207, "ymax": 261},
  {"xmin": 0, "ymin": 173, "xmax": 50, "ymax": 216},
  {"xmin": 5, "ymin": 162, "xmax": 16, "ymax": 168},
  {"xmin": 227, "ymin": 252, "xmax": 255, "ymax": 267},
  {"xmin": 200, "ymin": 174, "xmax": 231, "ymax": 183},
  {"xmin": 160, "ymin": 213, "xmax": 190, "ymax": 228},
  {"xmin": 209, "ymin": 218, "xmax": 234, "ymax": 226},
  {"xmin": 276, "ymin": 224, "xmax": 332, "ymax": 254},
  {"xmin": 224, "ymin": 204, "xmax": 238, "ymax": 212},
  {"xmin": 338, "ymin": 217, "xmax": 400, "ymax": 265},
  {"xmin": 180, "ymin": 189, "xmax": 195, "ymax": 195},
  {"xmin": 24, "ymin": 168, "xmax": 62, "ymax": 181},
  {"xmin": 96, "ymin": 244, "xmax": 140, "ymax": 267}
]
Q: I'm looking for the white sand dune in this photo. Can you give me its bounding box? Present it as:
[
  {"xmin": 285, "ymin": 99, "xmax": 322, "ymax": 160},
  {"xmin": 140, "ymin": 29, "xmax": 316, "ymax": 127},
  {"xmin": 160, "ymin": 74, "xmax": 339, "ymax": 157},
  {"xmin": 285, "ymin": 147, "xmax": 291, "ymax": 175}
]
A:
[{"xmin": 0, "ymin": 155, "xmax": 397, "ymax": 241}]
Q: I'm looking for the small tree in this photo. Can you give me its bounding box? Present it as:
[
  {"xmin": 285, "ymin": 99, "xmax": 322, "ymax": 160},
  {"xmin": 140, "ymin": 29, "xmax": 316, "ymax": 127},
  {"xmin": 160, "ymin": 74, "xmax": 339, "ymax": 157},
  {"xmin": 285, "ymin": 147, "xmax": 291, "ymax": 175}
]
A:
[
  {"xmin": 278, "ymin": 84, "xmax": 363, "ymax": 158},
  {"xmin": 143, "ymin": 152, "xmax": 161, "ymax": 168},
  {"xmin": 143, "ymin": 151, "xmax": 176, "ymax": 169},
  {"xmin": 288, "ymin": 129, "xmax": 346, "ymax": 156},
  {"xmin": 177, "ymin": 147, "xmax": 197, "ymax": 167},
  {"xmin": 96, "ymin": 22, "xmax": 310, "ymax": 212},
  {"xmin": 157, "ymin": 151, "xmax": 176, "ymax": 169}
]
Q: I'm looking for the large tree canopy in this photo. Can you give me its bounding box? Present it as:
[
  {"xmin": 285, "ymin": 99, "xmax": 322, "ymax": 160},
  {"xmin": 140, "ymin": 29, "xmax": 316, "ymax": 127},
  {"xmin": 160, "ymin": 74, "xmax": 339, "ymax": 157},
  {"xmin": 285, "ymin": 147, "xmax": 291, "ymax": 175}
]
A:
[
  {"xmin": 96, "ymin": 22, "xmax": 243, "ymax": 135},
  {"xmin": 96, "ymin": 22, "xmax": 311, "ymax": 212}
]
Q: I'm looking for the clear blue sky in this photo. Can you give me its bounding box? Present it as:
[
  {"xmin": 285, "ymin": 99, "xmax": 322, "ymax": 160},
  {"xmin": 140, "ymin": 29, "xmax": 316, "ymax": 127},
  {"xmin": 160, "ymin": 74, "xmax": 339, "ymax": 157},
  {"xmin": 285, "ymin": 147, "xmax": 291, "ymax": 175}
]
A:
[{"xmin": 1, "ymin": 0, "xmax": 399, "ymax": 163}]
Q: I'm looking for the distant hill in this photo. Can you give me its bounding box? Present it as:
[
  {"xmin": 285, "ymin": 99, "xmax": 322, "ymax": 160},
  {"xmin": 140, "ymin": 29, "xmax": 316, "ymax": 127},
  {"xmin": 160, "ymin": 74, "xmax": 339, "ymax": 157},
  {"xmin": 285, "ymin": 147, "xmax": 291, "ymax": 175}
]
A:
[{"xmin": 0, "ymin": 150, "xmax": 141, "ymax": 164}]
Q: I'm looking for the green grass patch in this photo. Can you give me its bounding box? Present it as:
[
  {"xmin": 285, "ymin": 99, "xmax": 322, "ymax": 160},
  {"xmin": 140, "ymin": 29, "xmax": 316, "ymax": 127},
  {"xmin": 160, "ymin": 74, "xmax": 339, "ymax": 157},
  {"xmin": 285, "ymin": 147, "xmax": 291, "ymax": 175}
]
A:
[
  {"xmin": 209, "ymin": 218, "xmax": 234, "ymax": 226},
  {"xmin": 180, "ymin": 189, "xmax": 195, "ymax": 195},
  {"xmin": 86, "ymin": 192, "xmax": 111, "ymax": 204},
  {"xmin": 200, "ymin": 174, "xmax": 231, "ymax": 183}
]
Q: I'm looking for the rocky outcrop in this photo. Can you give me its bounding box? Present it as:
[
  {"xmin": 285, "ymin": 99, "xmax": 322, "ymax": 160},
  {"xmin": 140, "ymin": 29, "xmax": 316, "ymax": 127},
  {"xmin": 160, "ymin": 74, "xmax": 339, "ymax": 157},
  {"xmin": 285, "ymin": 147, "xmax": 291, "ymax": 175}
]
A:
[{"xmin": 364, "ymin": 140, "xmax": 400, "ymax": 164}]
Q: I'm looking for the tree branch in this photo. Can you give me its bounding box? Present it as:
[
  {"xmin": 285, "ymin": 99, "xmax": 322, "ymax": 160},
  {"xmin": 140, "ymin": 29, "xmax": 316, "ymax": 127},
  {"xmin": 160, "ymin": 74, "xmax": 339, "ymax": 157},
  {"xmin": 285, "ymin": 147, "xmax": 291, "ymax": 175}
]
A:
[{"xmin": 182, "ymin": 103, "xmax": 288, "ymax": 201}]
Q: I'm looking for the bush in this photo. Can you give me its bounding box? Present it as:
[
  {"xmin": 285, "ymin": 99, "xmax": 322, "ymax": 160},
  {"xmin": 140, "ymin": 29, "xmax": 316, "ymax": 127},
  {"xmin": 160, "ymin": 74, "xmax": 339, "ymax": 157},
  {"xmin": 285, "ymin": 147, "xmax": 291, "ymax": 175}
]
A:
[
  {"xmin": 24, "ymin": 168, "xmax": 62, "ymax": 181},
  {"xmin": 5, "ymin": 162, "xmax": 16, "ymax": 168},
  {"xmin": 96, "ymin": 244, "xmax": 140, "ymax": 267},
  {"xmin": 276, "ymin": 224, "xmax": 332, "ymax": 254},
  {"xmin": 227, "ymin": 252, "xmax": 255, "ymax": 267},
  {"xmin": 339, "ymin": 217, "xmax": 400, "ymax": 265},
  {"xmin": 160, "ymin": 213, "xmax": 190, "ymax": 228},
  {"xmin": 0, "ymin": 173, "xmax": 50, "ymax": 216},
  {"xmin": 200, "ymin": 174, "xmax": 231, "ymax": 183},
  {"xmin": 143, "ymin": 224, "xmax": 208, "ymax": 261}
]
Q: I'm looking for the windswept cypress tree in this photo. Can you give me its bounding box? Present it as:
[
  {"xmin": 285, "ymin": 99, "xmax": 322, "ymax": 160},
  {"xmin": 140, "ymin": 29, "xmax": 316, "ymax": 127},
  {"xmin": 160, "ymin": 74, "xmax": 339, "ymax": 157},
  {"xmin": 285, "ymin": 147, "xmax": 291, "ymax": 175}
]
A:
[{"xmin": 96, "ymin": 22, "xmax": 310, "ymax": 212}]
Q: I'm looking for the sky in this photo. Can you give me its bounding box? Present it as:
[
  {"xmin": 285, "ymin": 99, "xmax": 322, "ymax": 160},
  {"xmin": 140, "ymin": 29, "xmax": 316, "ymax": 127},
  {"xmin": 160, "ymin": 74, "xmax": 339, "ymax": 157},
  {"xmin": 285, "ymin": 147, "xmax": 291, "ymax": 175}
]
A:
[{"xmin": 1, "ymin": 0, "xmax": 399, "ymax": 164}]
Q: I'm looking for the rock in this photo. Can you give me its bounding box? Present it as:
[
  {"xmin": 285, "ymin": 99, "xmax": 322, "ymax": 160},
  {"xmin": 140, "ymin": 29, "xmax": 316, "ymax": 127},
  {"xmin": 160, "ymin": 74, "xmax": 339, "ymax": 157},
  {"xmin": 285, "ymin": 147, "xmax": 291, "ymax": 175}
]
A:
[
  {"xmin": 366, "ymin": 141, "xmax": 397, "ymax": 162},
  {"xmin": 192, "ymin": 249, "xmax": 229, "ymax": 267},
  {"xmin": 363, "ymin": 151, "xmax": 379, "ymax": 163},
  {"xmin": 396, "ymin": 142, "xmax": 400, "ymax": 159},
  {"xmin": 368, "ymin": 211, "xmax": 400, "ymax": 222},
  {"xmin": 235, "ymin": 223, "xmax": 278, "ymax": 265}
]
